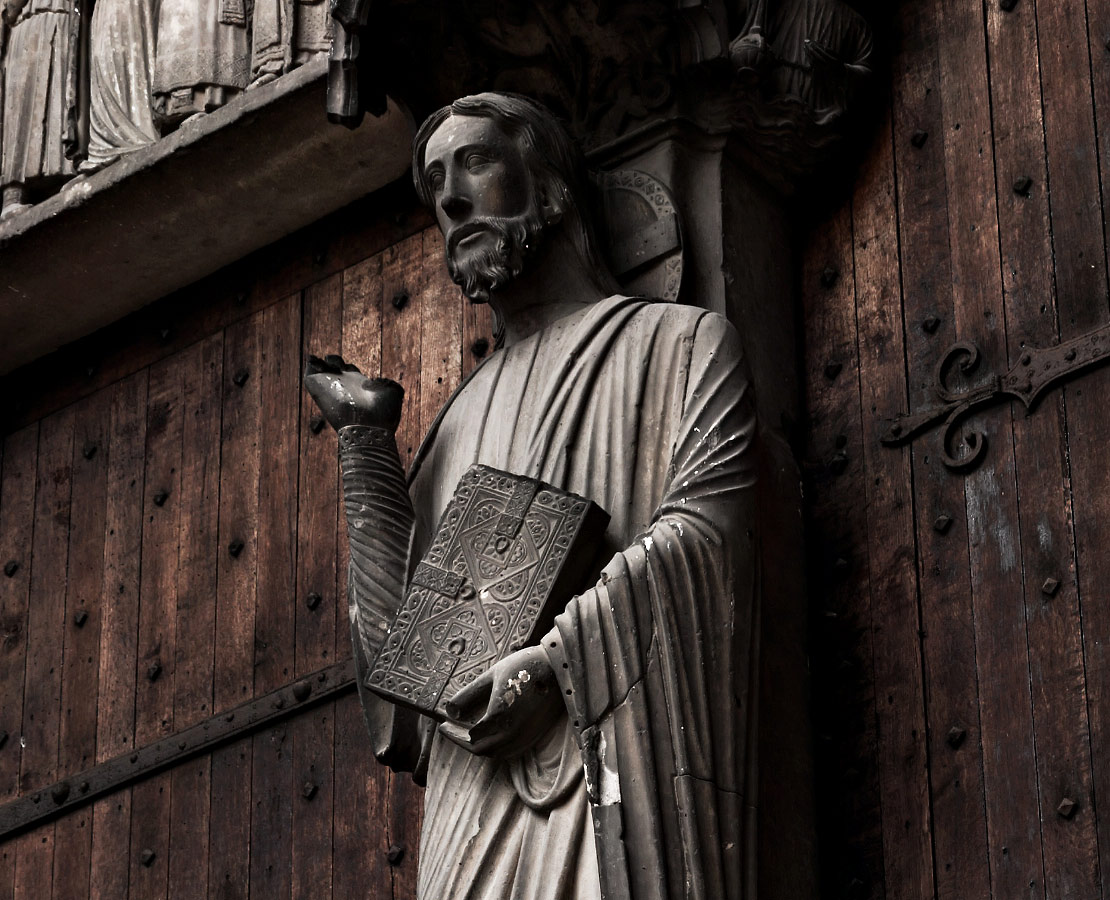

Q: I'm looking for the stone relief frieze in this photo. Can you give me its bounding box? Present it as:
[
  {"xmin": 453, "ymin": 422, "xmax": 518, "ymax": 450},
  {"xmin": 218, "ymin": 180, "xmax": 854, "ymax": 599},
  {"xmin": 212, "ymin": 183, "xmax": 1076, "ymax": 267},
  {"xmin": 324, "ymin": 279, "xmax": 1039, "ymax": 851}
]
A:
[{"xmin": 0, "ymin": 0, "xmax": 331, "ymax": 218}]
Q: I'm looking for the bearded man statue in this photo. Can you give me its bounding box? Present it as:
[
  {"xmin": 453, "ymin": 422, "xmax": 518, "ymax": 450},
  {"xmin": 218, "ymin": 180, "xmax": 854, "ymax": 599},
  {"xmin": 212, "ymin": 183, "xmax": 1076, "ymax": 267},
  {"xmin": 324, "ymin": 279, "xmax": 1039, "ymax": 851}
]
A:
[{"xmin": 306, "ymin": 92, "xmax": 759, "ymax": 900}]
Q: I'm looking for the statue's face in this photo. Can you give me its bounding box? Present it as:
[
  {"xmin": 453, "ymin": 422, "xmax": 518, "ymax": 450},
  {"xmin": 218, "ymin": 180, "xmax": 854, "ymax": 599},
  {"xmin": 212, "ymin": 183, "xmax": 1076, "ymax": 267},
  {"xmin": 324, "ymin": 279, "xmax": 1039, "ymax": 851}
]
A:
[{"xmin": 422, "ymin": 114, "xmax": 548, "ymax": 302}]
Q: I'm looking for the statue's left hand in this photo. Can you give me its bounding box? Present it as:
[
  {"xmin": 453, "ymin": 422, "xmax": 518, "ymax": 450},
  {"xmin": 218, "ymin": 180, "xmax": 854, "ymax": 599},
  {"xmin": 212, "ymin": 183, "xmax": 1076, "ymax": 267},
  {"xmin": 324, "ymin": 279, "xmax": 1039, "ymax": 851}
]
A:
[{"xmin": 439, "ymin": 645, "xmax": 564, "ymax": 758}]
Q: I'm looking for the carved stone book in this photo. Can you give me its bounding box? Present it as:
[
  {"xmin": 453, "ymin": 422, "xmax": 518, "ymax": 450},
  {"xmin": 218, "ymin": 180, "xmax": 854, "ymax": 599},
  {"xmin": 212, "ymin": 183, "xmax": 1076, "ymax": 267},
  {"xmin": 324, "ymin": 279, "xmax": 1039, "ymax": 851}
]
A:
[{"xmin": 365, "ymin": 465, "xmax": 610, "ymax": 720}]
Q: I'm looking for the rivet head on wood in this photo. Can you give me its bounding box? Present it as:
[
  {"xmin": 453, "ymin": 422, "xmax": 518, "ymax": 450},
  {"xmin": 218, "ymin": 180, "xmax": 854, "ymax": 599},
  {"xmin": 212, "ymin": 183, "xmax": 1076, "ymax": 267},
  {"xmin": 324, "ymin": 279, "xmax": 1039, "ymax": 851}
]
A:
[
  {"xmin": 147, "ymin": 661, "xmax": 162, "ymax": 682},
  {"xmin": 302, "ymin": 781, "xmax": 318, "ymax": 800},
  {"xmin": 272, "ymin": 696, "xmax": 286, "ymax": 710},
  {"xmin": 153, "ymin": 490, "xmax": 169, "ymax": 507},
  {"xmin": 313, "ymin": 247, "xmax": 327, "ymax": 266},
  {"xmin": 387, "ymin": 844, "xmax": 405, "ymax": 866},
  {"xmin": 820, "ymin": 266, "xmax": 839, "ymax": 288},
  {"xmin": 392, "ymin": 290, "xmax": 410, "ymax": 310},
  {"xmin": 159, "ymin": 326, "xmax": 173, "ymax": 343},
  {"xmin": 0, "ymin": 731, "xmax": 8, "ymax": 750},
  {"xmin": 85, "ymin": 364, "xmax": 97, "ymax": 379},
  {"xmin": 471, "ymin": 337, "xmax": 490, "ymax": 359},
  {"xmin": 946, "ymin": 726, "xmax": 967, "ymax": 749},
  {"xmin": 922, "ymin": 316, "xmax": 941, "ymax": 334},
  {"xmin": 73, "ymin": 610, "xmax": 88, "ymax": 628},
  {"xmin": 140, "ymin": 849, "xmax": 156, "ymax": 867},
  {"xmin": 4, "ymin": 560, "xmax": 19, "ymax": 578},
  {"xmin": 292, "ymin": 682, "xmax": 311, "ymax": 702},
  {"xmin": 309, "ymin": 415, "xmax": 326, "ymax": 435},
  {"xmin": 305, "ymin": 591, "xmax": 322, "ymax": 611},
  {"xmin": 834, "ymin": 434, "xmax": 848, "ymax": 449},
  {"xmin": 82, "ymin": 442, "xmax": 98, "ymax": 460},
  {"xmin": 911, "ymin": 130, "xmax": 929, "ymax": 149},
  {"xmin": 51, "ymin": 782, "xmax": 70, "ymax": 805},
  {"xmin": 1057, "ymin": 797, "xmax": 1078, "ymax": 819},
  {"xmin": 130, "ymin": 753, "xmax": 139, "ymax": 763},
  {"xmin": 1000, "ymin": 0, "xmax": 1017, "ymax": 10},
  {"xmin": 1042, "ymin": 577, "xmax": 1060, "ymax": 597},
  {"xmin": 1013, "ymin": 175, "xmax": 1033, "ymax": 196},
  {"xmin": 228, "ymin": 540, "xmax": 244, "ymax": 558},
  {"xmin": 79, "ymin": 781, "xmax": 89, "ymax": 794},
  {"xmin": 232, "ymin": 368, "xmax": 250, "ymax": 388},
  {"xmin": 934, "ymin": 515, "xmax": 953, "ymax": 534},
  {"xmin": 833, "ymin": 557, "xmax": 849, "ymax": 576},
  {"xmin": 829, "ymin": 452, "xmax": 849, "ymax": 475},
  {"xmin": 824, "ymin": 362, "xmax": 843, "ymax": 381}
]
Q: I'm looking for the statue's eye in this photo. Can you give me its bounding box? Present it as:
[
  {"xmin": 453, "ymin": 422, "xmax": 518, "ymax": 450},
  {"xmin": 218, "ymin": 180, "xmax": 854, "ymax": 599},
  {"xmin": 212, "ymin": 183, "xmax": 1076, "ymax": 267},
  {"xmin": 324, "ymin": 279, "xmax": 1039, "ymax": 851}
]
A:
[
  {"xmin": 427, "ymin": 170, "xmax": 445, "ymax": 192},
  {"xmin": 465, "ymin": 153, "xmax": 491, "ymax": 170}
]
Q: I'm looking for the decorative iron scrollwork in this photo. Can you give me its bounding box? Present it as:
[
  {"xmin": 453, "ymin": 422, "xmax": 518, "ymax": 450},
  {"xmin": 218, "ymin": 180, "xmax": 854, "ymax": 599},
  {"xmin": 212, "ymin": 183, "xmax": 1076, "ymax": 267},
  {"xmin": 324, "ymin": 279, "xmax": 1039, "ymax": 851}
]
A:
[{"xmin": 882, "ymin": 325, "xmax": 1110, "ymax": 471}]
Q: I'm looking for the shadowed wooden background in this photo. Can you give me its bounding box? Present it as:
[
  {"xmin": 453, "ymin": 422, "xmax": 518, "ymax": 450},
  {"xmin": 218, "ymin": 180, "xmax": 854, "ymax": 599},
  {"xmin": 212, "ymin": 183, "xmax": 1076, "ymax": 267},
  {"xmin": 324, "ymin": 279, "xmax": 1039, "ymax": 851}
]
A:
[
  {"xmin": 0, "ymin": 195, "xmax": 490, "ymax": 899},
  {"xmin": 804, "ymin": 0, "xmax": 1110, "ymax": 898},
  {"xmin": 4, "ymin": 0, "xmax": 1110, "ymax": 896}
]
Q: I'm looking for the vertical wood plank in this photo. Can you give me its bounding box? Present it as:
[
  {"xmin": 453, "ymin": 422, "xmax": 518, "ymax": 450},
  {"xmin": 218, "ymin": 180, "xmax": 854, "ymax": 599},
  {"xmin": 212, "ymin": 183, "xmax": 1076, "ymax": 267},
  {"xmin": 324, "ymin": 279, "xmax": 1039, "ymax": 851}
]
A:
[
  {"xmin": 210, "ymin": 314, "xmax": 264, "ymax": 900},
  {"xmin": 89, "ymin": 372, "xmax": 148, "ymax": 900},
  {"xmin": 852, "ymin": 112, "xmax": 939, "ymax": 900},
  {"xmin": 933, "ymin": 3, "xmax": 1051, "ymax": 899},
  {"xmin": 52, "ymin": 390, "xmax": 111, "ymax": 900},
  {"xmin": 14, "ymin": 409, "xmax": 74, "ymax": 900},
  {"xmin": 248, "ymin": 294, "xmax": 301, "ymax": 900},
  {"xmin": 335, "ymin": 248, "xmax": 393, "ymax": 900},
  {"xmin": 1035, "ymin": 0, "xmax": 1110, "ymax": 893},
  {"xmin": 167, "ymin": 335, "xmax": 223, "ymax": 900},
  {"xmin": 0, "ymin": 425, "xmax": 39, "ymax": 900},
  {"xmin": 802, "ymin": 195, "xmax": 888, "ymax": 900},
  {"xmin": 982, "ymin": 1, "xmax": 1078, "ymax": 897},
  {"xmin": 292, "ymin": 276, "xmax": 342, "ymax": 900},
  {"xmin": 380, "ymin": 231, "xmax": 426, "ymax": 900},
  {"xmin": 129, "ymin": 356, "xmax": 187, "ymax": 899},
  {"xmin": 891, "ymin": 1, "xmax": 996, "ymax": 895},
  {"xmin": 421, "ymin": 228, "xmax": 464, "ymax": 435}
]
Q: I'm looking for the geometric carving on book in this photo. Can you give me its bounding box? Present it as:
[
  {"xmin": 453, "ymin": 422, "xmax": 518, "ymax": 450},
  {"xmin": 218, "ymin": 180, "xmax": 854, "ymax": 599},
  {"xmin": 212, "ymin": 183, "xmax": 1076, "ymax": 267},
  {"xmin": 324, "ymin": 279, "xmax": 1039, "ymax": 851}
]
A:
[{"xmin": 366, "ymin": 464, "xmax": 609, "ymax": 720}]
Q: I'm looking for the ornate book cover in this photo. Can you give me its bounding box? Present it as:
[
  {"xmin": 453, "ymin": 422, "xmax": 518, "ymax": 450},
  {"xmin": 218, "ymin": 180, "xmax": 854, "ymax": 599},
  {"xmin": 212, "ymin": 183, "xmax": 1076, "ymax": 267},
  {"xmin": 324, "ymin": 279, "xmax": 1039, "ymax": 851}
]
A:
[{"xmin": 365, "ymin": 465, "xmax": 610, "ymax": 720}]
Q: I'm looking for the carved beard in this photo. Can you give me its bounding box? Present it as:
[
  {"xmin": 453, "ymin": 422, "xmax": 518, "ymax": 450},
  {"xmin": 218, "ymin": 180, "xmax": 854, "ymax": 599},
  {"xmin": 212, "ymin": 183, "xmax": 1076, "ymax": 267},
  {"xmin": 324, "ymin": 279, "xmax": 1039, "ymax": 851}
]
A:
[{"xmin": 446, "ymin": 207, "xmax": 547, "ymax": 304}]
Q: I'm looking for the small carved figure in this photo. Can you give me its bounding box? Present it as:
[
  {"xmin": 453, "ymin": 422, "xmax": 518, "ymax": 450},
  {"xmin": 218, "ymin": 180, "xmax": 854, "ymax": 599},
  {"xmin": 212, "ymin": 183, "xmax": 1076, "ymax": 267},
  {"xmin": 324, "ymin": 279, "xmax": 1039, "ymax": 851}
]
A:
[
  {"xmin": 81, "ymin": 0, "xmax": 159, "ymax": 172},
  {"xmin": 731, "ymin": 0, "xmax": 872, "ymax": 121},
  {"xmin": 152, "ymin": 0, "xmax": 250, "ymax": 129},
  {"xmin": 250, "ymin": 0, "xmax": 331, "ymax": 89},
  {"xmin": 0, "ymin": 0, "xmax": 85, "ymax": 219},
  {"xmin": 307, "ymin": 93, "xmax": 758, "ymax": 899}
]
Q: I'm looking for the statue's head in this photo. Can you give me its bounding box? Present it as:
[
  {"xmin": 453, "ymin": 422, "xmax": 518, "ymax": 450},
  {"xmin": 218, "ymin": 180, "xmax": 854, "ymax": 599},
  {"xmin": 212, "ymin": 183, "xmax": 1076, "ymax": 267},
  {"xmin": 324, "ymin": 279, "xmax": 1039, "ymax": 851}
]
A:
[{"xmin": 413, "ymin": 92, "xmax": 613, "ymax": 305}]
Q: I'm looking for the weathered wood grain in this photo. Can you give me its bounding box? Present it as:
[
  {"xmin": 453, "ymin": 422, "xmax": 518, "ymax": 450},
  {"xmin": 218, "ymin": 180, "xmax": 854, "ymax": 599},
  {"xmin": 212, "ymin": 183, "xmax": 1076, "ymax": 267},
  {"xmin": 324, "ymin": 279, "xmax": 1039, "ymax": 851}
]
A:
[
  {"xmin": 1034, "ymin": 0, "xmax": 1110, "ymax": 893},
  {"xmin": 0, "ymin": 425, "xmax": 38, "ymax": 900},
  {"xmin": 0, "ymin": 199, "xmax": 433, "ymax": 438},
  {"xmin": 248, "ymin": 294, "xmax": 301, "ymax": 900},
  {"xmin": 891, "ymin": 3, "xmax": 992, "ymax": 897},
  {"xmin": 14, "ymin": 409, "xmax": 74, "ymax": 900},
  {"xmin": 853, "ymin": 112, "xmax": 939, "ymax": 900},
  {"xmin": 167, "ymin": 335, "xmax": 223, "ymax": 900},
  {"xmin": 89, "ymin": 372, "xmax": 147, "ymax": 900},
  {"xmin": 336, "ymin": 249, "xmax": 394, "ymax": 900},
  {"xmin": 381, "ymin": 231, "xmax": 428, "ymax": 899},
  {"xmin": 292, "ymin": 276, "xmax": 342, "ymax": 899},
  {"xmin": 210, "ymin": 313, "xmax": 264, "ymax": 900},
  {"xmin": 52, "ymin": 389, "xmax": 111, "ymax": 900},
  {"xmin": 801, "ymin": 193, "xmax": 889, "ymax": 900},
  {"xmin": 129, "ymin": 354, "xmax": 187, "ymax": 900}
]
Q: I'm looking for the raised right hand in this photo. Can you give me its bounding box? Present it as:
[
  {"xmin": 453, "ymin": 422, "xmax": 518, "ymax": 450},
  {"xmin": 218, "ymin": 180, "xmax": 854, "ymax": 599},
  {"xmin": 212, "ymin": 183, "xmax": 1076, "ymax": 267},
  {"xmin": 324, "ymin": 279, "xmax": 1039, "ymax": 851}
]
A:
[{"xmin": 304, "ymin": 354, "xmax": 404, "ymax": 432}]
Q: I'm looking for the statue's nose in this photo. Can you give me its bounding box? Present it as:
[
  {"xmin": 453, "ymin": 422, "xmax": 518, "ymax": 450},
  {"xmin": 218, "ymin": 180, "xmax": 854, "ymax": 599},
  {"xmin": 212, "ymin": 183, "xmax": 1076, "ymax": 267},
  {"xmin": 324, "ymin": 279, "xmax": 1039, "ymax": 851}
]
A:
[{"xmin": 440, "ymin": 191, "xmax": 472, "ymax": 220}]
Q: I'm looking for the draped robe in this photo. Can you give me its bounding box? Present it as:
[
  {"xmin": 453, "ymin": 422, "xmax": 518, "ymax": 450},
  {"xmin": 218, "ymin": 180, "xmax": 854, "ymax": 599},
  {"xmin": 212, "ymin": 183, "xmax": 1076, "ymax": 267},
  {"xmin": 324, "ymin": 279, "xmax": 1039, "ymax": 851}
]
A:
[{"xmin": 355, "ymin": 295, "xmax": 758, "ymax": 899}]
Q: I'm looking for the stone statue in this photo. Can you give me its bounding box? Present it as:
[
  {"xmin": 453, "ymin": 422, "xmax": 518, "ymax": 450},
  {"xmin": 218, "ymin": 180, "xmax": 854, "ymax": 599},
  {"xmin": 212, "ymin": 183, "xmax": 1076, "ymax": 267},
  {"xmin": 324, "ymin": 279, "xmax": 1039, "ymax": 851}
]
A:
[
  {"xmin": 0, "ymin": 0, "xmax": 85, "ymax": 219},
  {"xmin": 152, "ymin": 0, "xmax": 250, "ymax": 128},
  {"xmin": 730, "ymin": 0, "xmax": 872, "ymax": 123},
  {"xmin": 306, "ymin": 93, "xmax": 758, "ymax": 899},
  {"xmin": 250, "ymin": 0, "xmax": 331, "ymax": 89},
  {"xmin": 81, "ymin": 0, "xmax": 159, "ymax": 173}
]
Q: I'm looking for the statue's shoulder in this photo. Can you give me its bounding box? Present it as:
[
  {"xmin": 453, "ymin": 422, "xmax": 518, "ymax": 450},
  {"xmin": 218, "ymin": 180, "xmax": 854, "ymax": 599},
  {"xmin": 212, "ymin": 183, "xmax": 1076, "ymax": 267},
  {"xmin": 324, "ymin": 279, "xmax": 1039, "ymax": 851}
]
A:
[{"xmin": 625, "ymin": 299, "xmax": 741, "ymax": 352}]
